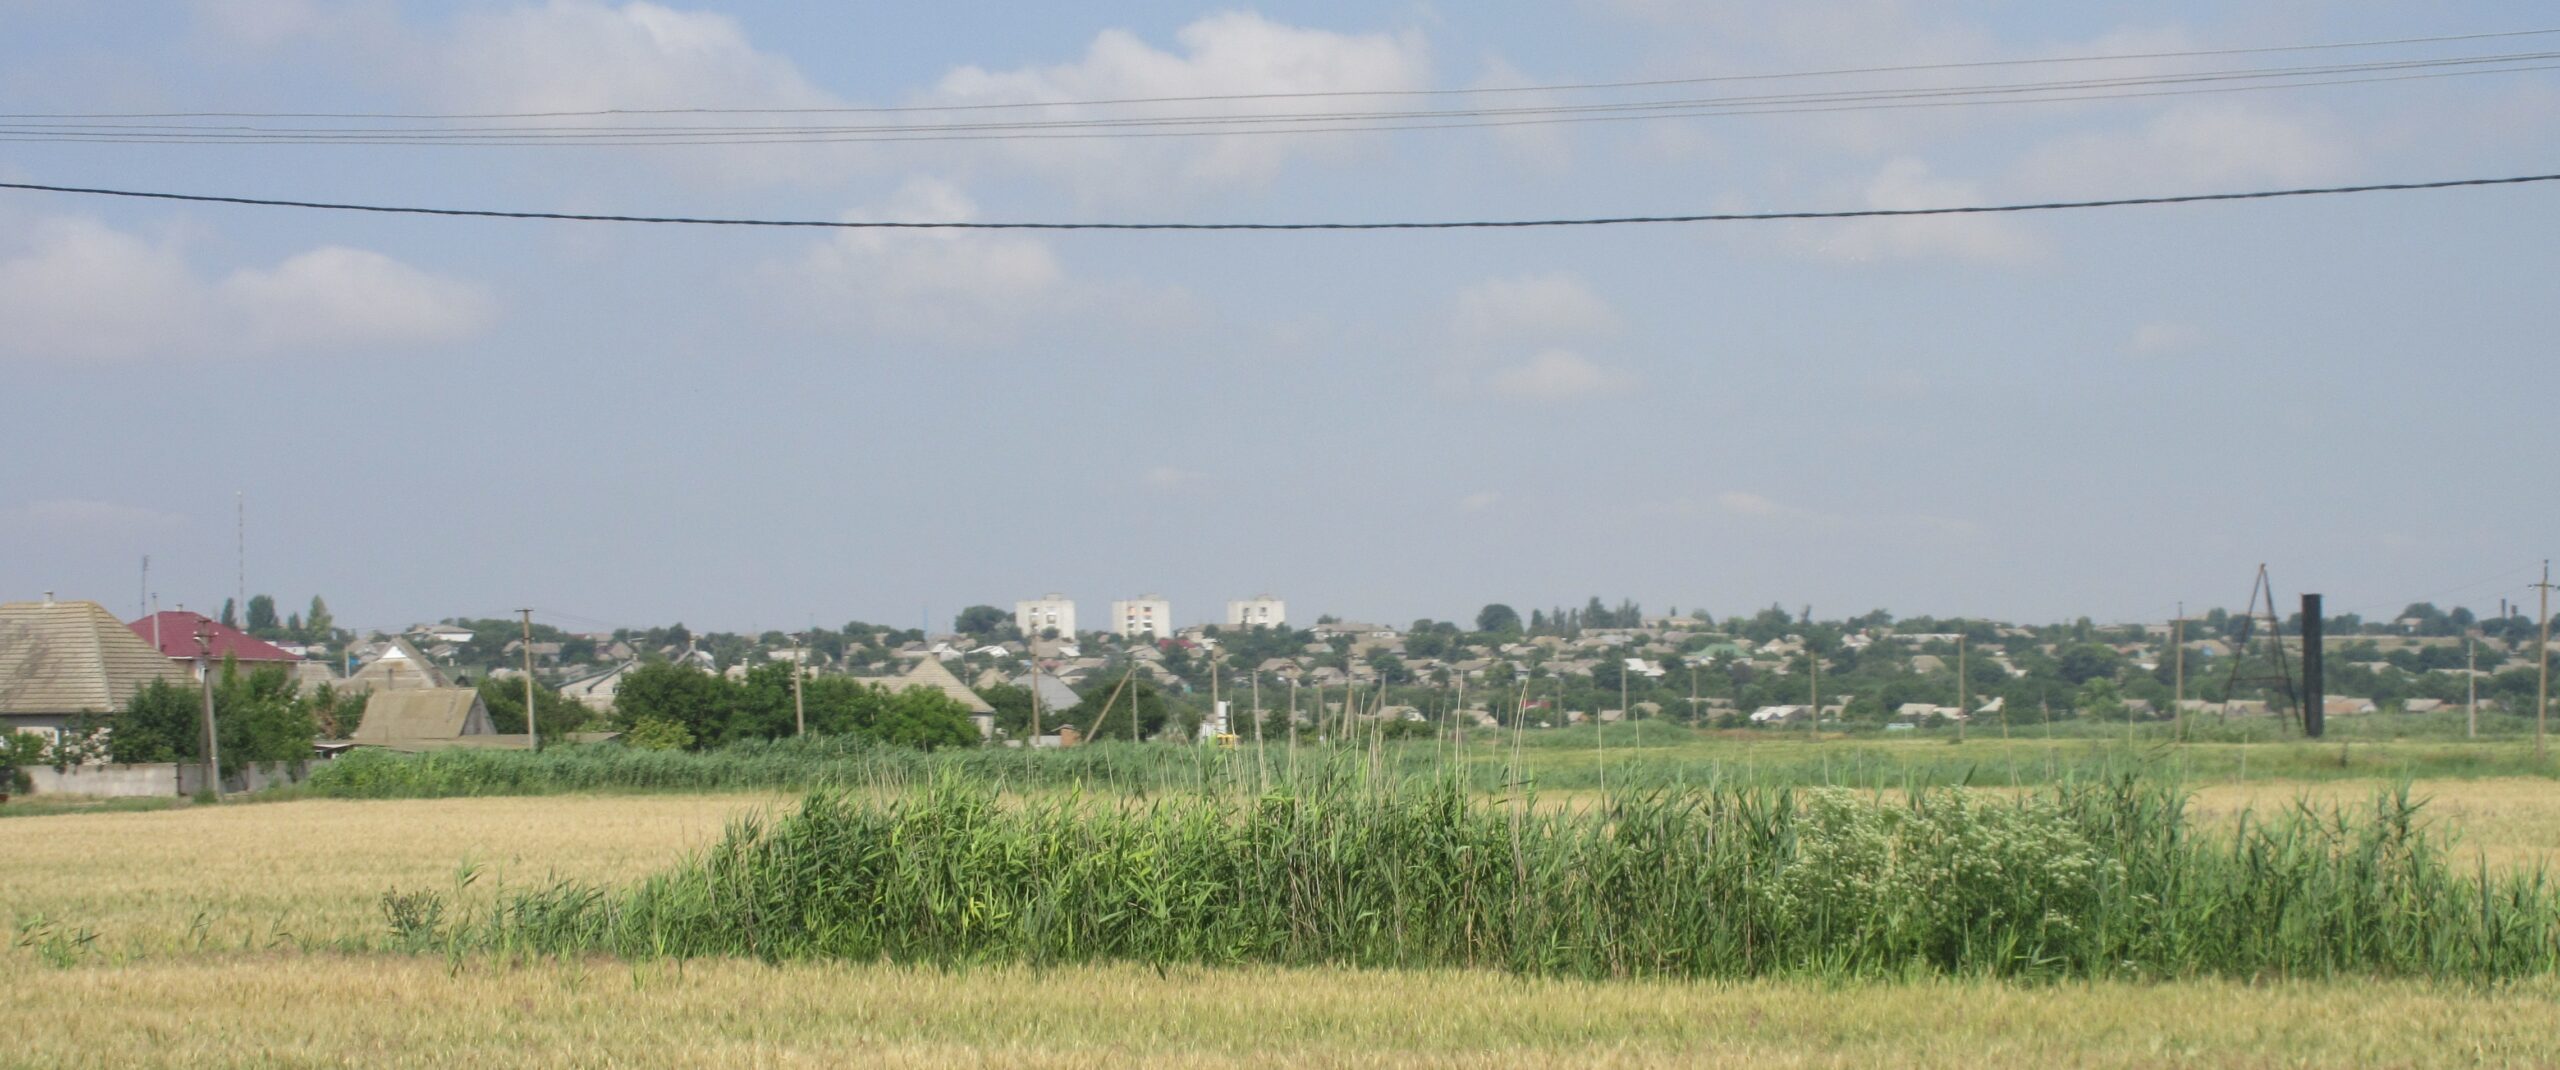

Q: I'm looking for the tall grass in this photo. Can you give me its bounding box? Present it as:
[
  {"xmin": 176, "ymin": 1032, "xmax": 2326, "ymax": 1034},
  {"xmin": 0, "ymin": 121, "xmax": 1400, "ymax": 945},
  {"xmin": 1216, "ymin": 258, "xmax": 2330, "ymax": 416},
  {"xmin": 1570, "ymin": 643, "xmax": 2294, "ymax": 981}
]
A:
[
  {"xmin": 436, "ymin": 769, "xmax": 2560, "ymax": 982},
  {"xmin": 303, "ymin": 727, "xmax": 2556, "ymax": 800}
]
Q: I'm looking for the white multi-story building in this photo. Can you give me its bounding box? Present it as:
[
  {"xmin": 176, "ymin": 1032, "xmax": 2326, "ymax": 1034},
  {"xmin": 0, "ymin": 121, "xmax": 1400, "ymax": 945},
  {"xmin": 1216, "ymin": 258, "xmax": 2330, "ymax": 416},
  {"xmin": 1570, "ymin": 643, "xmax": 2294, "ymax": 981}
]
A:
[
  {"xmin": 1015, "ymin": 594, "xmax": 1076, "ymax": 638},
  {"xmin": 1111, "ymin": 595, "xmax": 1172, "ymax": 640},
  {"xmin": 1226, "ymin": 595, "xmax": 1287, "ymax": 629}
]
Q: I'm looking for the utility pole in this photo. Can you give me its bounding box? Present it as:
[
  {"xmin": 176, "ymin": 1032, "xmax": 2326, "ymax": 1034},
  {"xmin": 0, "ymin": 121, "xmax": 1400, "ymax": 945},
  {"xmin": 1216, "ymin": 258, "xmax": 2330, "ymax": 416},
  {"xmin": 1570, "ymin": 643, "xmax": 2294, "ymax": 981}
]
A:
[
  {"xmin": 2172, "ymin": 604, "xmax": 2186, "ymax": 742},
  {"xmin": 2466, "ymin": 630, "xmax": 2479, "ymax": 740},
  {"xmin": 2534, "ymin": 561, "xmax": 2552, "ymax": 763},
  {"xmin": 792, "ymin": 638, "xmax": 806, "ymax": 737},
  {"xmin": 1956, "ymin": 628, "xmax": 1968, "ymax": 745},
  {"xmin": 1807, "ymin": 646, "xmax": 1820, "ymax": 741},
  {"xmin": 518, "ymin": 609, "xmax": 540, "ymax": 751},
  {"xmin": 194, "ymin": 621, "xmax": 220, "ymax": 802}
]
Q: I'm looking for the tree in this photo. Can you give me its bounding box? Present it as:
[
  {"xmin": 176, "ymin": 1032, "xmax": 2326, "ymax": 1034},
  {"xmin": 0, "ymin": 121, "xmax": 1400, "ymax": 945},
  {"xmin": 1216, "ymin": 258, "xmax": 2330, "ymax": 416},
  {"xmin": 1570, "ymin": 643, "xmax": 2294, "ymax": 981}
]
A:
[
  {"xmin": 611, "ymin": 661, "xmax": 729, "ymax": 750},
  {"xmin": 872, "ymin": 687, "xmax": 980, "ymax": 749},
  {"xmin": 244, "ymin": 595, "xmax": 280, "ymax": 637},
  {"xmin": 2057, "ymin": 644, "xmax": 2122, "ymax": 686},
  {"xmin": 953, "ymin": 605, "xmax": 1010, "ymax": 639},
  {"xmin": 109, "ymin": 663, "xmax": 318, "ymax": 770},
  {"xmin": 218, "ymin": 598, "xmax": 238, "ymax": 628},
  {"xmin": 1475, "ymin": 604, "xmax": 1521, "ymax": 634},
  {"xmin": 476, "ymin": 678, "xmax": 590, "ymax": 741},
  {"xmin": 305, "ymin": 596, "xmax": 335, "ymax": 642}
]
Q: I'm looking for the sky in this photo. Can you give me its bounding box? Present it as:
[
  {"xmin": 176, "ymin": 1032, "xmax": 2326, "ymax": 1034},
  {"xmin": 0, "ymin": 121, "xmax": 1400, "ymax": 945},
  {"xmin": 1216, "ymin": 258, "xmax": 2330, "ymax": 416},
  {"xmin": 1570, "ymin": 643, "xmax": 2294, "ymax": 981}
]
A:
[{"xmin": 2, "ymin": 1, "xmax": 2556, "ymax": 635}]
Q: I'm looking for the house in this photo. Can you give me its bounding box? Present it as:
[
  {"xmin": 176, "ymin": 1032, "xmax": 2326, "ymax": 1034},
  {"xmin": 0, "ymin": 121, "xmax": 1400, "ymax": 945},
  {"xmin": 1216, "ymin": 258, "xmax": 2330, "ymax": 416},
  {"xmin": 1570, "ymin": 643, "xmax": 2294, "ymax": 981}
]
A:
[
  {"xmin": 1749, "ymin": 704, "xmax": 1808, "ymax": 724},
  {"xmin": 1011, "ymin": 671, "xmax": 1081, "ymax": 714},
  {"xmin": 2403, "ymin": 698, "xmax": 2448, "ymax": 714},
  {"xmin": 892, "ymin": 657, "xmax": 998, "ymax": 738},
  {"xmin": 346, "ymin": 688, "xmax": 525, "ymax": 751},
  {"xmin": 411, "ymin": 623, "xmax": 476, "ymax": 645},
  {"xmin": 0, "ymin": 596, "xmax": 191, "ymax": 745},
  {"xmin": 559, "ymin": 662, "xmax": 639, "ymax": 712},
  {"xmin": 128, "ymin": 611, "xmax": 303, "ymax": 682},
  {"xmin": 1909, "ymin": 655, "xmax": 1948, "ymax": 674},
  {"xmin": 343, "ymin": 637, "xmax": 451, "ymax": 692},
  {"xmin": 2324, "ymin": 696, "xmax": 2379, "ymax": 717}
]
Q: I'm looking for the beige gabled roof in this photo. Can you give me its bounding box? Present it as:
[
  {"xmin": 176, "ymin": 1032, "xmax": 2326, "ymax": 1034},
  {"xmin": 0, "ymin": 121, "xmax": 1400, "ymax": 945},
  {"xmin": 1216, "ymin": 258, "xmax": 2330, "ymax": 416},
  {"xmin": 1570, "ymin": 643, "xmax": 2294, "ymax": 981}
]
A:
[
  {"xmin": 0, "ymin": 599, "xmax": 189, "ymax": 715},
  {"xmin": 352, "ymin": 688, "xmax": 496, "ymax": 743},
  {"xmin": 345, "ymin": 637, "xmax": 451, "ymax": 691},
  {"xmin": 896, "ymin": 657, "xmax": 996, "ymax": 714}
]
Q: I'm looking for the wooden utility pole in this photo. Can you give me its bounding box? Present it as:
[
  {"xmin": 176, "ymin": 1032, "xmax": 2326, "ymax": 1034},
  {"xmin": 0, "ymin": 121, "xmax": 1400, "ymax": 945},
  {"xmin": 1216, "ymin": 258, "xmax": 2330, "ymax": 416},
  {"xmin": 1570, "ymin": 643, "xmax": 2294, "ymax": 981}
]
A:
[
  {"xmin": 2534, "ymin": 561, "xmax": 2553, "ymax": 762},
  {"xmin": 194, "ymin": 621, "xmax": 220, "ymax": 802},
  {"xmin": 518, "ymin": 609, "xmax": 540, "ymax": 750}
]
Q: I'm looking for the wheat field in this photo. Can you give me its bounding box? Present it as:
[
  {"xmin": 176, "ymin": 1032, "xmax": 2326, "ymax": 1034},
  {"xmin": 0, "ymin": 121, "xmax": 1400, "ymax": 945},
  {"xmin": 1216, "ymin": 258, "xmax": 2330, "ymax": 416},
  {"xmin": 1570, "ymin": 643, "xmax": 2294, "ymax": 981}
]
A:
[{"xmin": 4, "ymin": 779, "xmax": 2558, "ymax": 1066}]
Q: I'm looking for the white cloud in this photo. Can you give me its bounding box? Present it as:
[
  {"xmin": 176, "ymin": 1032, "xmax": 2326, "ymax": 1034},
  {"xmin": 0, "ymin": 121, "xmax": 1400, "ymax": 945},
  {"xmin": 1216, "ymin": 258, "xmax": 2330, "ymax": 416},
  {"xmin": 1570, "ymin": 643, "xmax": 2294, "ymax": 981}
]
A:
[
  {"xmin": 1451, "ymin": 275, "xmax": 1620, "ymax": 345},
  {"xmin": 0, "ymin": 216, "xmax": 493, "ymax": 362},
  {"xmin": 436, "ymin": 1, "xmax": 830, "ymax": 114},
  {"xmin": 2013, "ymin": 105, "xmax": 2354, "ymax": 197},
  {"xmin": 1487, "ymin": 349, "xmax": 1632, "ymax": 400},
  {"xmin": 2123, "ymin": 321, "xmax": 2204, "ymax": 358},
  {"xmin": 928, "ymin": 12, "xmax": 1432, "ymax": 194},
  {"xmin": 1805, "ymin": 158, "xmax": 2038, "ymax": 264},
  {"xmin": 765, "ymin": 177, "xmax": 1187, "ymax": 347}
]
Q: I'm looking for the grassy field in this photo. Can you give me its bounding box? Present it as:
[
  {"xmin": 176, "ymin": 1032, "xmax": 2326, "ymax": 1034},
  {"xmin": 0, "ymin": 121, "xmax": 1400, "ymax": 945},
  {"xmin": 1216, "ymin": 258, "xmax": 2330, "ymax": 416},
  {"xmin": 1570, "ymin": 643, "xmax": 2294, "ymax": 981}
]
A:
[
  {"xmin": 4, "ymin": 957, "xmax": 2557, "ymax": 1069},
  {"xmin": 6, "ymin": 759, "xmax": 2560, "ymax": 1065}
]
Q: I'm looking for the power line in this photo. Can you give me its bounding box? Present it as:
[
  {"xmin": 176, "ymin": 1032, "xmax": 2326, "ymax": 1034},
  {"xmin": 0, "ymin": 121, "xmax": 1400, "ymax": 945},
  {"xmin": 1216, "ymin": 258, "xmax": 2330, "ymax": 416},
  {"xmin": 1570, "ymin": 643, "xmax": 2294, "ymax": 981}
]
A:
[
  {"xmin": 9, "ymin": 26, "xmax": 2556, "ymax": 120},
  {"xmin": 3, "ymin": 52, "xmax": 2551, "ymax": 146},
  {"xmin": 3, "ymin": 171, "xmax": 2555, "ymax": 231}
]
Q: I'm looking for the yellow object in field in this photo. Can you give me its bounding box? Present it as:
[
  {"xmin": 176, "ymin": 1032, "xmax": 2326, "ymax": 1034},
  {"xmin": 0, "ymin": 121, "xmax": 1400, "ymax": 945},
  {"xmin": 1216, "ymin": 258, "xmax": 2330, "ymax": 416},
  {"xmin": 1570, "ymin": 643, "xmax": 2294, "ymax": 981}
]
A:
[{"xmin": 1214, "ymin": 733, "xmax": 1241, "ymax": 748}]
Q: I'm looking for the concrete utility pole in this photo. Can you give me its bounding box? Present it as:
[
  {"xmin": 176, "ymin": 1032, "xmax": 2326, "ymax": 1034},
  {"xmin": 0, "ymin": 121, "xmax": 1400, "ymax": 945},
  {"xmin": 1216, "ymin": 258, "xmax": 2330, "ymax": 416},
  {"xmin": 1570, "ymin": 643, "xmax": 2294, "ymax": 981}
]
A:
[
  {"xmin": 1807, "ymin": 646, "xmax": 1820, "ymax": 741},
  {"xmin": 792, "ymin": 641, "xmax": 807, "ymax": 737},
  {"xmin": 1956, "ymin": 629, "xmax": 1968, "ymax": 745},
  {"xmin": 2301, "ymin": 593, "xmax": 2325, "ymax": 740},
  {"xmin": 518, "ymin": 609, "xmax": 540, "ymax": 751},
  {"xmin": 2173, "ymin": 605, "xmax": 2186, "ymax": 742},
  {"xmin": 2534, "ymin": 561, "xmax": 2553, "ymax": 763},
  {"xmin": 194, "ymin": 621, "xmax": 220, "ymax": 802},
  {"xmin": 2466, "ymin": 630, "xmax": 2479, "ymax": 740}
]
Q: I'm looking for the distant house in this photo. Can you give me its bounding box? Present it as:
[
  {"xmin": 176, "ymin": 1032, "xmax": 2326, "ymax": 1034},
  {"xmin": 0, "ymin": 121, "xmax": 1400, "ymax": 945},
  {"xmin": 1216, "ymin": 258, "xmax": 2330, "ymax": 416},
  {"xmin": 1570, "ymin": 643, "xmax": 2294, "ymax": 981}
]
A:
[
  {"xmin": 1, "ymin": 596, "xmax": 190, "ymax": 744},
  {"xmin": 1010, "ymin": 671, "xmax": 1081, "ymax": 714},
  {"xmin": 346, "ymin": 688, "xmax": 525, "ymax": 751},
  {"xmin": 559, "ymin": 662, "xmax": 639, "ymax": 712},
  {"xmin": 893, "ymin": 658, "xmax": 998, "ymax": 739},
  {"xmin": 2324, "ymin": 696, "xmax": 2379, "ymax": 717},
  {"xmin": 128, "ymin": 610, "xmax": 302, "ymax": 682},
  {"xmin": 1749, "ymin": 704, "xmax": 1809, "ymax": 724},
  {"xmin": 343, "ymin": 638, "xmax": 451, "ymax": 692},
  {"xmin": 2402, "ymin": 698, "xmax": 2448, "ymax": 714}
]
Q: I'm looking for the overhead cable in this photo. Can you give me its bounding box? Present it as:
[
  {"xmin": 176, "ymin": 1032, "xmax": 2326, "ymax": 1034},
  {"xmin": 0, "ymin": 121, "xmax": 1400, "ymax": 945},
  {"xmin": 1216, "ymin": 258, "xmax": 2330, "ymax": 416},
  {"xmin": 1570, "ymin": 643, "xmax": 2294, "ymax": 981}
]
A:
[
  {"xmin": 3, "ymin": 172, "xmax": 2554, "ymax": 231},
  {"xmin": 7, "ymin": 26, "xmax": 2556, "ymax": 120}
]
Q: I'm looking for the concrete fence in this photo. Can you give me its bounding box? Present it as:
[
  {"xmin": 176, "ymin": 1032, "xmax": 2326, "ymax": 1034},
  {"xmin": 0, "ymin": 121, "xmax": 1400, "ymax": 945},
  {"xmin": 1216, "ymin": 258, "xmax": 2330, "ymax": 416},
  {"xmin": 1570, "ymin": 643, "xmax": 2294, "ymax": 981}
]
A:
[{"xmin": 17, "ymin": 760, "xmax": 314, "ymax": 798}]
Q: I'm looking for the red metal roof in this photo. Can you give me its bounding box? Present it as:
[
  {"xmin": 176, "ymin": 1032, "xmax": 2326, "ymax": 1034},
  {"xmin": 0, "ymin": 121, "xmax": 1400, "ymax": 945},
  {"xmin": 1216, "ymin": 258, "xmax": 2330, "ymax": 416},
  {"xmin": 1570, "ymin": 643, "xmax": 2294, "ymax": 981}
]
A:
[{"xmin": 127, "ymin": 611, "xmax": 303, "ymax": 663}]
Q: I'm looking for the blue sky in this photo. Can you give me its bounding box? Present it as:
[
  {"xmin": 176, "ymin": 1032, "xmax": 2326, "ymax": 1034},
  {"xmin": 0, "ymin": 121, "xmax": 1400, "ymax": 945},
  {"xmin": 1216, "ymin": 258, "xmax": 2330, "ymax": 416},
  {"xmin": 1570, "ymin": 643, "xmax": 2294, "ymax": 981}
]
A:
[{"xmin": 2, "ymin": 1, "xmax": 2555, "ymax": 634}]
